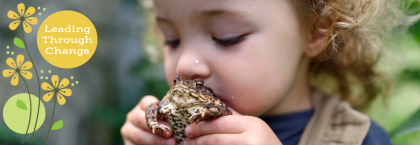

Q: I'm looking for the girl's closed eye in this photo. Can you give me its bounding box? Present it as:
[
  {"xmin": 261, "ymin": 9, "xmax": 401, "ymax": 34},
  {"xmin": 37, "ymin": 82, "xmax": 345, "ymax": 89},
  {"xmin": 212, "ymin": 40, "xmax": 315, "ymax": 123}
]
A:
[
  {"xmin": 213, "ymin": 34, "xmax": 248, "ymax": 47},
  {"xmin": 164, "ymin": 34, "xmax": 248, "ymax": 49},
  {"xmin": 164, "ymin": 39, "xmax": 180, "ymax": 48}
]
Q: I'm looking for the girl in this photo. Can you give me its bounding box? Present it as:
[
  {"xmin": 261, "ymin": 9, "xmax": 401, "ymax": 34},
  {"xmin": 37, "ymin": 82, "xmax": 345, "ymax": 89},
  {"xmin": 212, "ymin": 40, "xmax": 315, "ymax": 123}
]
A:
[{"xmin": 121, "ymin": 0, "xmax": 419, "ymax": 144}]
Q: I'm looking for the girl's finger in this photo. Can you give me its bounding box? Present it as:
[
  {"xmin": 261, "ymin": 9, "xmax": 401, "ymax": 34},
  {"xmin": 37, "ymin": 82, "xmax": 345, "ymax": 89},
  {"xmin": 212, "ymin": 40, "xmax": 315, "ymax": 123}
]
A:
[
  {"xmin": 121, "ymin": 122, "xmax": 176, "ymax": 145},
  {"xmin": 139, "ymin": 95, "xmax": 159, "ymax": 111},
  {"xmin": 185, "ymin": 115, "xmax": 247, "ymax": 138},
  {"xmin": 184, "ymin": 134, "xmax": 242, "ymax": 145}
]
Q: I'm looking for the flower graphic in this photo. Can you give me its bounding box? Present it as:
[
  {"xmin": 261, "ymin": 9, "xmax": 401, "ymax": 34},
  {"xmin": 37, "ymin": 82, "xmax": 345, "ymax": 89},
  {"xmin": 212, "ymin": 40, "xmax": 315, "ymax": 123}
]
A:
[
  {"xmin": 2, "ymin": 54, "xmax": 33, "ymax": 86},
  {"xmin": 42, "ymin": 75, "xmax": 72, "ymax": 105},
  {"xmin": 7, "ymin": 3, "xmax": 38, "ymax": 33}
]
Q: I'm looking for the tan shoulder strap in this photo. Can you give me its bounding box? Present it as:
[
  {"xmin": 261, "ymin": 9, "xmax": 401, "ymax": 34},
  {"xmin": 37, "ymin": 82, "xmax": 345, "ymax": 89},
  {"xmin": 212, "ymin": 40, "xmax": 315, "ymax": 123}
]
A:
[{"xmin": 298, "ymin": 88, "xmax": 370, "ymax": 145}]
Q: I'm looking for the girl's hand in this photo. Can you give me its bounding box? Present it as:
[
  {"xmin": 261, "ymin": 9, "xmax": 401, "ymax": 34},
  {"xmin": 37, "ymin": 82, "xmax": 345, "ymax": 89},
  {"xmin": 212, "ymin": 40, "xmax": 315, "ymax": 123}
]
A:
[
  {"xmin": 121, "ymin": 95, "xmax": 176, "ymax": 145},
  {"xmin": 184, "ymin": 109, "xmax": 282, "ymax": 145}
]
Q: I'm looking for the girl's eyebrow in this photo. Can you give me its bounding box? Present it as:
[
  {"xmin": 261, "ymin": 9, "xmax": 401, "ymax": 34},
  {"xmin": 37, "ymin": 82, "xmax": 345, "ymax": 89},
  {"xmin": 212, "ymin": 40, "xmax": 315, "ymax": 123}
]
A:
[
  {"xmin": 156, "ymin": 9, "xmax": 246, "ymax": 23},
  {"xmin": 194, "ymin": 9, "xmax": 245, "ymax": 21}
]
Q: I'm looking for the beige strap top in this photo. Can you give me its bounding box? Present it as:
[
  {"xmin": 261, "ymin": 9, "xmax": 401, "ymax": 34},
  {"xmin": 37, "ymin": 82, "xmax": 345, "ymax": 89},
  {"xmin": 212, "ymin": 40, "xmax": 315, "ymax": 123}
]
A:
[{"xmin": 298, "ymin": 88, "xmax": 371, "ymax": 145}]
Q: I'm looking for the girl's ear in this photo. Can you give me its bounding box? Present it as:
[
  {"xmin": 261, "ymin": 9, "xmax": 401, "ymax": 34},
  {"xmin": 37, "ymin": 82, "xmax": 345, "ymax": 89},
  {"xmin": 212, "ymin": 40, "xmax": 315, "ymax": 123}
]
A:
[
  {"xmin": 305, "ymin": 14, "xmax": 337, "ymax": 58},
  {"xmin": 305, "ymin": 28, "xmax": 329, "ymax": 58}
]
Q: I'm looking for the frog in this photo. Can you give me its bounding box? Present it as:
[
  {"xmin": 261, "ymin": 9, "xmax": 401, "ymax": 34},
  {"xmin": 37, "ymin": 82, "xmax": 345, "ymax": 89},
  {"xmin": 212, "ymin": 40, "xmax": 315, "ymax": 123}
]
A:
[{"xmin": 146, "ymin": 75, "xmax": 233, "ymax": 145}]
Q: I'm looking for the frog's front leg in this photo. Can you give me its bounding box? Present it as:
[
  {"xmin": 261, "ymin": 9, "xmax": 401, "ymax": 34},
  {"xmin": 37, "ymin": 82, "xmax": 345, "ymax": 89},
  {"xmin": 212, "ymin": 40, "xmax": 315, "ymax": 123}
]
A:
[
  {"xmin": 188, "ymin": 101, "xmax": 232, "ymax": 123},
  {"xmin": 146, "ymin": 102, "xmax": 172, "ymax": 136}
]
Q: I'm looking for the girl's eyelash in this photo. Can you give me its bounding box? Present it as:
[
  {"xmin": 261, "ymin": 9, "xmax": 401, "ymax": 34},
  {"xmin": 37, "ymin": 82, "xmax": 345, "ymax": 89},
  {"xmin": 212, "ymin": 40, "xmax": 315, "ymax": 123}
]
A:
[
  {"xmin": 213, "ymin": 34, "xmax": 247, "ymax": 47},
  {"xmin": 164, "ymin": 34, "xmax": 247, "ymax": 48},
  {"xmin": 164, "ymin": 39, "xmax": 180, "ymax": 48}
]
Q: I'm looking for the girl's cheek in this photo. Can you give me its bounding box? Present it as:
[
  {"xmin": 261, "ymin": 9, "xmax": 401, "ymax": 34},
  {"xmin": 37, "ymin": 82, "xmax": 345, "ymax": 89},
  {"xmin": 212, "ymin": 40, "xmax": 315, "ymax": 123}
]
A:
[{"xmin": 164, "ymin": 48, "xmax": 178, "ymax": 87}]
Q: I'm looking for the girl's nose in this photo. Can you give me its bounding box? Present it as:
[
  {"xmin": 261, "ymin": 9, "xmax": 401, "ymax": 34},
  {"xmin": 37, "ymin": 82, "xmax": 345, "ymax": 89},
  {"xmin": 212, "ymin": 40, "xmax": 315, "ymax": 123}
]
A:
[{"xmin": 176, "ymin": 51, "xmax": 211, "ymax": 80}]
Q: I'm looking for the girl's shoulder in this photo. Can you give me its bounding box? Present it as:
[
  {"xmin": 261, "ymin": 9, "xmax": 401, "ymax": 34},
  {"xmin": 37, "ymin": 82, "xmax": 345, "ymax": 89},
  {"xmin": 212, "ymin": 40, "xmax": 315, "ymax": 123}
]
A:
[
  {"xmin": 362, "ymin": 120, "xmax": 392, "ymax": 145},
  {"xmin": 299, "ymin": 88, "xmax": 391, "ymax": 145}
]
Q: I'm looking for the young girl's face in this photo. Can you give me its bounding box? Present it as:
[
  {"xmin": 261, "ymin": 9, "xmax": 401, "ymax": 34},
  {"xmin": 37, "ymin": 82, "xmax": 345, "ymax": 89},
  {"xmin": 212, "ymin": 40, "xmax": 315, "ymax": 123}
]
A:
[{"xmin": 155, "ymin": 0, "xmax": 310, "ymax": 116}]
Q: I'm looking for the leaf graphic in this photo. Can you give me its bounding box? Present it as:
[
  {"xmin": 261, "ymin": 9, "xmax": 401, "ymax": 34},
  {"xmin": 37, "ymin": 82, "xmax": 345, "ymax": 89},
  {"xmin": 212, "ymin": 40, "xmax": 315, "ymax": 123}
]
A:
[
  {"xmin": 16, "ymin": 99, "xmax": 27, "ymax": 110},
  {"xmin": 51, "ymin": 120, "xmax": 63, "ymax": 130},
  {"xmin": 14, "ymin": 37, "xmax": 25, "ymax": 48}
]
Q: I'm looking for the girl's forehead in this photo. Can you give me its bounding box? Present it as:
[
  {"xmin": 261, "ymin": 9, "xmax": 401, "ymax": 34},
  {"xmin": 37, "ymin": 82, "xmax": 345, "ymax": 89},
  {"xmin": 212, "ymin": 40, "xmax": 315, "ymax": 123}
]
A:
[{"xmin": 153, "ymin": 0, "xmax": 257, "ymax": 21}]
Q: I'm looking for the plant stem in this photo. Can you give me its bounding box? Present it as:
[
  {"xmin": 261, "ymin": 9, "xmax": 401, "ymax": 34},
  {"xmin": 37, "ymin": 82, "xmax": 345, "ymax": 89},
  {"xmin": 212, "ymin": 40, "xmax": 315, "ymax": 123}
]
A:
[
  {"xmin": 19, "ymin": 73, "xmax": 32, "ymax": 144},
  {"xmin": 19, "ymin": 22, "xmax": 42, "ymax": 144},
  {"xmin": 44, "ymin": 93, "xmax": 57, "ymax": 144}
]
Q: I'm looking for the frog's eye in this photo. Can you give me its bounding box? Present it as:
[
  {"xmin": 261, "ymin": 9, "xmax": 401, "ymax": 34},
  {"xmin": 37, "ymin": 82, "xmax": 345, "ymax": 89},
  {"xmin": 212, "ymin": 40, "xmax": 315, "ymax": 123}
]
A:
[{"xmin": 194, "ymin": 80, "xmax": 203, "ymax": 89}]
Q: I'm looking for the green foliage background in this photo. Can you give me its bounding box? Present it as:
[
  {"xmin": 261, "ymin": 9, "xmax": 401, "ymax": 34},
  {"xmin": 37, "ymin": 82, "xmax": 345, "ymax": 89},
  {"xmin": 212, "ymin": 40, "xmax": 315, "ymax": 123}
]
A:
[{"xmin": 0, "ymin": 0, "xmax": 419, "ymax": 145}]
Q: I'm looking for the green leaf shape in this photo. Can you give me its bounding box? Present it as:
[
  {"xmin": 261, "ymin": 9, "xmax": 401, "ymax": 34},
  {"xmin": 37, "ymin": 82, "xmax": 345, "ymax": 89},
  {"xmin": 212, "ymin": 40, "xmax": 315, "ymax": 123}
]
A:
[
  {"xmin": 16, "ymin": 99, "xmax": 27, "ymax": 110},
  {"xmin": 51, "ymin": 120, "xmax": 63, "ymax": 130},
  {"xmin": 391, "ymin": 107, "xmax": 420, "ymax": 137},
  {"xmin": 14, "ymin": 37, "xmax": 25, "ymax": 48}
]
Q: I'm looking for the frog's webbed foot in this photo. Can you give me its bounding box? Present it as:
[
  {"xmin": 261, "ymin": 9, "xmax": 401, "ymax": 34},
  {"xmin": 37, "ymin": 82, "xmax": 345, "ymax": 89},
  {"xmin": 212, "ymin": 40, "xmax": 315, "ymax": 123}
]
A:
[
  {"xmin": 150, "ymin": 123, "xmax": 172, "ymax": 136},
  {"xmin": 188, "ymin": 104, "xmax": 232, "ymax": 124},
  {"xmin": 146, "ymin": 102, "xmax": 173, "ymax": 136},
  {"xmin": 188, "ymin": 112, "xmax": 204, "ymax": 124}
]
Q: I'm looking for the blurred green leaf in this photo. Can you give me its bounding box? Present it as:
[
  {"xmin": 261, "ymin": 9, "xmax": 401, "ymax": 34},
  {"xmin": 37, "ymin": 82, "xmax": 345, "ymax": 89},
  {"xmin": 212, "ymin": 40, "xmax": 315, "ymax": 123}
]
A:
[
  {"xmin": 408, "ymin": 0, "xmax": 420, "ymax": 43},
  {"xmin": 13, "ymin": 37, "xmax": 24, "ymax": 48},
  {"xmin": 399, "ymin": 68, "xmax": 420, "ymax": 83},
  {"xmin": 391, "ymin": 107, "xmax": 420, "ymax": 137},
  {"xmin": 51, "ymin": 120, "xmax": 63, "ymax": 130},
  {"xmin": 16, "ymin": 99, "xmax": 27, "ymax": 110}
]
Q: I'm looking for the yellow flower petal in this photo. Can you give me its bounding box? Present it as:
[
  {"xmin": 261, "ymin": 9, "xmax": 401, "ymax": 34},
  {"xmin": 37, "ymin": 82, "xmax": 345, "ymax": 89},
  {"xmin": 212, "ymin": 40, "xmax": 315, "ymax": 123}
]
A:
[
  {"xmin": 41, "ymin": 82, "xmax": 54, "ymax": 91},
  {"xmin": 57, "ymin": 93, "xmax": 66, "ymax": 105},
  {"xmin": 58, "ymin": 78, "xmax": 69, "ymax": 89},
  {"xmin": 20, "ymin": 71, "xmax": 32, "ymax": 80},
  {"xmin": 16, "ymin": 54, "xmax": 24, "ymax": 68},
  {"xmin": 20, "ymin": 61, "xmax": 32, "ymax": 70},
  {"xmin": 59, "ymin": 89, "xmax": 72, "ymax": 97},
  {"xmin": 3, "ymin": 69, "xmax": 16, "ymax": 78},
  {"xmin": 43, "ymin": 91, "xmax": 54, "ymax": 102},
  {"xmin": 51, "ymin": 75, "xmax": 59, "ymax": 88},
  {"xmin": 24, "ymin": 6, "xmax": 35, "ymax": 17},
  {"xmin": 24, "ymin": 17, "xmax": 38, "ymax": 25},
  {"xmin": 7, "ymin": 10, "xmax": 20, "ymax": 19},
  {"xmin": 9, "ymin": 20, "xmax": 21, "ymax": 31},
  {"xmin": 17, "ymin": 3, "xmax": 25, "ymax": 17},
  {"xmin": 11, "ymin": 73, "xmax": 19, "ymax": 86},
  {"xmin": 23, "ymin": 21, "xmax": 32, "ymax": 33},
  {"xmin": 6, "ymin": 57, "xmax": 17, "ymax": 69}
]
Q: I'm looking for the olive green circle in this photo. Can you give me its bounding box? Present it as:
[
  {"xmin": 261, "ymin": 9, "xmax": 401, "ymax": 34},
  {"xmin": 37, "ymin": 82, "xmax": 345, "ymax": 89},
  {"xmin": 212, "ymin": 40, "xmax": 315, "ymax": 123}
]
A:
[{"xmin": 3, "ymin": 93, "xmax": 46, "ymax": 134}]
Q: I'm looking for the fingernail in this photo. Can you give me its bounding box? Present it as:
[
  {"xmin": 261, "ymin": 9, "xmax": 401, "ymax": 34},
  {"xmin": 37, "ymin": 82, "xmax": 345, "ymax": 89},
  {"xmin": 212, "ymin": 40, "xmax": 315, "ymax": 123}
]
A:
[
  {"xmin": 185, "ymin": 126, "xmax": 191, "ymax": 136},
  {"xmin": 183, "ymin": 139, "xmax": 188, "ymax": 145}
]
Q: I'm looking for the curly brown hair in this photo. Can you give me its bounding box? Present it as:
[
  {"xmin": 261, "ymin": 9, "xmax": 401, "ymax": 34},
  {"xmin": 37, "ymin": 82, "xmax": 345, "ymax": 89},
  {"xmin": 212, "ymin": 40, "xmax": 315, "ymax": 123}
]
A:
[
  {"xmin": 292, "ymin": 0, "xmax": 420, "ymax": 110},
  {"xmin": 139, "ymin": 0, "xmax": 420, "ymax": 110}
]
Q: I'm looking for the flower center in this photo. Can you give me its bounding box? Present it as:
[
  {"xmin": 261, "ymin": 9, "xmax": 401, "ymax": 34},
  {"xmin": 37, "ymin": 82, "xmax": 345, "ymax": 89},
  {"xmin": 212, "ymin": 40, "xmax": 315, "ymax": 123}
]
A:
[
  {"xmin": 54, "ymin": 88, "xmax": 59, "ymax": 93},
  {"xmin": 20, "ymin": 17, "xmax": 24, "ymax": 22},
  {"xmin": 15, "ymin": 68, "xmax": 20, "ymax": 73}
]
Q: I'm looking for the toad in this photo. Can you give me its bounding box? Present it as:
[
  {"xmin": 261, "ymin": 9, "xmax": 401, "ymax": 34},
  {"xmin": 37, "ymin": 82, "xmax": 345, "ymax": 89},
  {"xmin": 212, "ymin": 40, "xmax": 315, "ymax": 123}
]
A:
[{"xmin": 146, "ymin": 75, "xmax": 232, "ymax": 145}]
